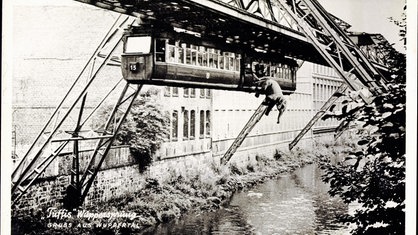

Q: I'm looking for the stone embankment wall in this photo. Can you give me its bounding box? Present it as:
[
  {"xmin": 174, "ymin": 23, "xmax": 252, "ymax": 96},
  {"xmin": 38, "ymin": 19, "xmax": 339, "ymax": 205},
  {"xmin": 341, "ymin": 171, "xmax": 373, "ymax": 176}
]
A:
[
  {"xmin": 13, "ymin": 137, "xmax": 314, "ymax": 217},
  {"xmin": 13, "ymin": 146, "xmax": 215, "ymax": 216}
]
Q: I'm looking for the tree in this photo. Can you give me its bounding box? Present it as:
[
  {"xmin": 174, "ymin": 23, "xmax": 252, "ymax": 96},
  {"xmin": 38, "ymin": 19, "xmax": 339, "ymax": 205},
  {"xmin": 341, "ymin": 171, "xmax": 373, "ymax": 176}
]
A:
[
  {"xmin": 93, "ymin": 88, "xmax": 170, "ymax": 171},
  {"xmin": 321, "ymin": 33, "xmax": 406, "ymax": 235},
  {"xmin": 389, "ymin": 3, "xmax": 407, "ymax": 49}
]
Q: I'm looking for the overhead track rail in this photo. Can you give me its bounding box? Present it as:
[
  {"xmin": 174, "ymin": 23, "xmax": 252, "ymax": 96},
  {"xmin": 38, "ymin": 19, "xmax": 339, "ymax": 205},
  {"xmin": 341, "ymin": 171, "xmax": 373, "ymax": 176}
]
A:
[
  {"xmin": 74, "ymin": 0, "xmax": 325, "ymax": 65},
  {"xmin": 74, "ymin": 0, "xmax": 391, "ymax": 72}
]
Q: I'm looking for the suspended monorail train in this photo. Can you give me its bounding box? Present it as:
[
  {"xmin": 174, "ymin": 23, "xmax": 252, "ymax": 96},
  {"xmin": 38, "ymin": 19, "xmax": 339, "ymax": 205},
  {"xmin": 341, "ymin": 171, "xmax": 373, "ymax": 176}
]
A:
[{"xmin": 121, "ymin": 25, "xmax": 298, "ymax": 94}]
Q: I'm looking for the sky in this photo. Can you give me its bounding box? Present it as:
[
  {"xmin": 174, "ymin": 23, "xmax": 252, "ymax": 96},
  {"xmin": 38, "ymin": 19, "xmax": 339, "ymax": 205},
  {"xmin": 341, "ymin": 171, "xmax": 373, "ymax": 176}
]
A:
[{"xmin": 318, "ymin": 0, "xmax": 406, "ymax": 52}]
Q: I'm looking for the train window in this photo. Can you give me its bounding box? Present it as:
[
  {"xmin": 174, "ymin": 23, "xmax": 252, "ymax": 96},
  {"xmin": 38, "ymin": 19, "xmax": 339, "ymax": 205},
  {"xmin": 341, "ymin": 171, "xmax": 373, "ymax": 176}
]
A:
[
  {"xmin": 190, "ymin": 110, "xmax": 196, "ymax": 139},
  {"xmin": 229, "ymin": 58, "xmax": 234, "ymax": 71},
  {"xmin": 186, "ymin": 48, "xmax": 193, "ymax": 65},
  {"xmin": 219, "ymin": 56, "xmax": 224, "ymax": 70},
  {"xmin": 264, "ymin": 64, "xmax": 270, "ymax": 76},
  {"xmin": 202, "ymin": 51, "xmax": 207, "ymax": 67},
  {"xmin": 191, "ymin": 50, "xmax": 197, "ymax": 65},
  {"xmin": 270, "ymin": 66, "xmax": 276, "ymax": 77},
  {"xmin": 213, "ymin": 53, "xmax": 218, "ymax": 68},
  {"xmin": 224, "ymin": 53, "xmax": 230, "ymax": 70},
  {"xmin": 291, "ymin": 67, "xmax": 296, "ymax": 81},
  {"xmin": 274, "ymin": 65, "xmax": 278, "ymax": 76},
  {"xmin": 168, "ymin": 45, "xmax": 176, "ymax": 62},
  {"xmin": 178, "ymin": 47, "xmax": 184, "ymax": 63},
  {"xmin": 197, "ymin": 52, "xmax": 202, "ymax": 66},
  {"xmin": 255, "ymin": 63, "xmax": 265, "ymax": 77},
  {"xmin": 155, "ymin": 39, "xmax": 165, "ymax": 62},
  {"xmin": 235, "ymin": 56, "xmax": 241, "ymax": 71},
  {"xmin": 208, "ymin": 49, "xmax": 216, "ymax": 68},
  {"xmin": 283, "ymin": 68, "xmax": 287, "ymax": 80},
  {"xmin": 208, "ymin": 58, "xmax": 214, "ymax": 68},
  {"xmin": 283, "ymin": 64, "xmax": 288, "ymax": 79},
  {"xmin": 172, "ymin": 111, "xmax": 178, "ymax": 141},
  {"xmin": 125, "ymin": 36, "xmax": 152, "ymax": 54}
]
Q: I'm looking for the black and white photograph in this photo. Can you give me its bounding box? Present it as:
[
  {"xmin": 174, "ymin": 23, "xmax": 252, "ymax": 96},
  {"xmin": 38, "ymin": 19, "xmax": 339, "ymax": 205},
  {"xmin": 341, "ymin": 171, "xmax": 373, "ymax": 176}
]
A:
[{"xmin": 1, "ymin": 0, "xmax": 416, "ymax": 234}]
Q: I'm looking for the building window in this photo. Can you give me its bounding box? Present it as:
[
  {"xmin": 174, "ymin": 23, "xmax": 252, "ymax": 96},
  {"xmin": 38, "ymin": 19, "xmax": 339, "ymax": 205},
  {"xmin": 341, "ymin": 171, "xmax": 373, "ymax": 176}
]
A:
[
  {"xmin": 172, "ymin": 111, "xmax": 178, "ymax": 141},
  {"xmin": 200, "ymin": 110, "xmax": 205, "ymax": 138},
  {"xmin": 164, "ymin": 87, "xmax": 171, "ymax": 97},
  {"xmin": 206, "ymin": 110, "xmax": 211, "ymax": 136},
  {"xmin": 190, "ymin": 88, "xmax": 196, "ymax": 98},
  {"xmin": 206, "ymin": 89, "xmax": 211, "ymax": 98},
  {"xmin": 190, "ymin": 110, "xmax": 195, "ymax": 139},
  {"xmin": 183, "ymin": 110, "xmax": 189, "ymax": 140},
  {"xmin": 172, "ymin": 87, "xmax": 179, "ymax": 97},
  {"xmin": 200, "ymin": 89, "xmax": 205, "ymax": 98},
  {"xmin": 184, "ymin": 88, "xmax": 189, "ymax": 98}
]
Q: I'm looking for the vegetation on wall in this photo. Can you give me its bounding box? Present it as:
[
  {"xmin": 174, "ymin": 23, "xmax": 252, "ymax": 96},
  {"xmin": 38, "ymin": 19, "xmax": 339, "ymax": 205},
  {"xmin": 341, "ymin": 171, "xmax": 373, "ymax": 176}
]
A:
[
  {"xmin": 94, "ymin": 87, "xmax": 170, "ymax": 171},
  {"xmin": 321, "ymin": 31, "xmax": 406, "ymax": 234}
]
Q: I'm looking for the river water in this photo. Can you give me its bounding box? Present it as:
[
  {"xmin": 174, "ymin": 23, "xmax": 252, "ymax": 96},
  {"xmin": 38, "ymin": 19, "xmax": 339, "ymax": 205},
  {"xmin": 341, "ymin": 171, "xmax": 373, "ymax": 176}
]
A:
[{"xmin": 140, "ymin": 164, "xmax": 352, "ymax": 235}]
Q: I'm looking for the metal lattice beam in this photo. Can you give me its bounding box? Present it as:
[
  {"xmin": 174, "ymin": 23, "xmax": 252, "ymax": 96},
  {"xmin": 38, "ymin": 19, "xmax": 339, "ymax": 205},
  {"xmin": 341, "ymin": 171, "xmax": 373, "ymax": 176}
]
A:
[{"xmin": 11, "ymin": 16, "xmax": 136, "ymax": 206}]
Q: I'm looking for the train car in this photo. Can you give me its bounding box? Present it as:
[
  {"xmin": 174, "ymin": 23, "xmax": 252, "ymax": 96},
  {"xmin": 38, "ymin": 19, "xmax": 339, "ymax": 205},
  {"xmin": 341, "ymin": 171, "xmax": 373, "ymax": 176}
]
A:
[{"xmin": 121, "ymin": 25, "xmax": 298, "ymax": 95}]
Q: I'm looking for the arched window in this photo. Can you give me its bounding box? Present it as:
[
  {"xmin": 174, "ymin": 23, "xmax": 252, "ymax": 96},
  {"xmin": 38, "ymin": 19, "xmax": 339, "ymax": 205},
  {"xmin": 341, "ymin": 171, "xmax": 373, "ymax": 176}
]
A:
[
  {"xmin": 206, "ymin": 110, "xmax": 211, "ymax": 136},
  {"xmin": 190, "ymin": 110, "xmax": 196, "ymax": 139},
  {"xmin": 172, "ymin": 87, "xmax": 178, "ymax": 97},
  {"xmin": 200, "ymin": 110, "xmax": 205, "ymax": 139},
  {"xmin": 172, "ymin": 111, "xmax": 178, "ymax": 141},
  {"xmin": 183, "ymin": 110, "xmax": 189, "ymax": 140}
]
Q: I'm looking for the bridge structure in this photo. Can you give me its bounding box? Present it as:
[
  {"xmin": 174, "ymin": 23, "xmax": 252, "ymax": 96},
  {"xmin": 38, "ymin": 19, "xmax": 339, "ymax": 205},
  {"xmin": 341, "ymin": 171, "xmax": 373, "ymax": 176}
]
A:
[{"xmin": 11, "ymin": 0, "xmax": 391, "ymax": 208}]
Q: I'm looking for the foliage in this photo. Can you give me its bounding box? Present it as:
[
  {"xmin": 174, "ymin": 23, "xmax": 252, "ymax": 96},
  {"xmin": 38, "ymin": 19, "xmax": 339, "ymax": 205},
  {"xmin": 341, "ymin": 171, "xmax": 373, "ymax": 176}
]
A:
[
  {"xmin": 321, "ymin": 55, "xmax": 406, "ymax": 234},
  {"xmin": 388, "ymin": 3, "xmax": 407, "ymax": 49},
  {"xmin": 320, "ymin": 9, "xmax": 407, "ymax": 231},
  {"xmin": 93, "ymin": 88, "xmax": 169, "ymax": 171}
]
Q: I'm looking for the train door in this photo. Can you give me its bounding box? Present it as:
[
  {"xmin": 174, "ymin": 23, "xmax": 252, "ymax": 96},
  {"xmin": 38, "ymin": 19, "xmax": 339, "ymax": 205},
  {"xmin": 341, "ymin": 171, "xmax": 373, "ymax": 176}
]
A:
[{"xmin": 121, "ymin": 34, "xmax": 154, "ymax": 83}]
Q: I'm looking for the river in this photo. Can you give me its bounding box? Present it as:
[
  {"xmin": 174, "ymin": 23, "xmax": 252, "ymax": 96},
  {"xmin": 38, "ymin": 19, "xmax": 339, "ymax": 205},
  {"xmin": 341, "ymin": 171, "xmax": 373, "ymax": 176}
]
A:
[{"xmin": 139, "ymin": 164, "xmax": 352, "ymax": 235}]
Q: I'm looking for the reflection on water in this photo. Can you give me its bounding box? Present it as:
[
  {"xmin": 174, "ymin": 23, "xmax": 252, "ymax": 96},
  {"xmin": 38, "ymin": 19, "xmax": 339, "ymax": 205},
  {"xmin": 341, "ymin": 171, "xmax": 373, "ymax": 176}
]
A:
[{"xmin": 140, "ymin": 164, "xmax": 351, "ymax": 235}]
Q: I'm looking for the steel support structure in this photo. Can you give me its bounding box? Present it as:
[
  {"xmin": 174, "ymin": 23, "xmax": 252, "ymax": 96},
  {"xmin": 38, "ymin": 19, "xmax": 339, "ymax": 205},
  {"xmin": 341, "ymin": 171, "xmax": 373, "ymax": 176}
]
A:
[
  {"xmin": 274, "ymin": 0, "xmax": 388, "ymax": 149},
  {"xmin": 221, "ymin": 102, "xmax": 268, "ymax": 164},
  {"xmin": 11, "ymin": 15, "xmax": 136, "ymax": 206},
  {"xmin": 289, "ymin": 83, "xmax": 347, "ymax": 150},
  {"xmin": 79, "ymin": 83, "xmax": 141, "ymax": 204}
]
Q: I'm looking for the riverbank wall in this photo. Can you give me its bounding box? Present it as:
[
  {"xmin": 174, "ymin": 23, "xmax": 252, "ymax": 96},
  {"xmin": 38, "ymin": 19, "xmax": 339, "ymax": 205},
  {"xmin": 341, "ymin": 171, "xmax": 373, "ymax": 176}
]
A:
[
  {"xmin": 11, "ymin": 133, "xmax": 336, "ymax": 235},
  {"xmin": 12, "ymin": 134, "xmax": 315, "ymax": 215}
]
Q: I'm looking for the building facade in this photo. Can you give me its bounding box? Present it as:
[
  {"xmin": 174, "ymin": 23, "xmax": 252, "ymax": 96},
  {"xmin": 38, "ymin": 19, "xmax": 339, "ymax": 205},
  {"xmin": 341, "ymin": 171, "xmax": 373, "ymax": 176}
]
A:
[{"xmin": 154, "ymin": 61, "xmax": 343, "ymax": 165}]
